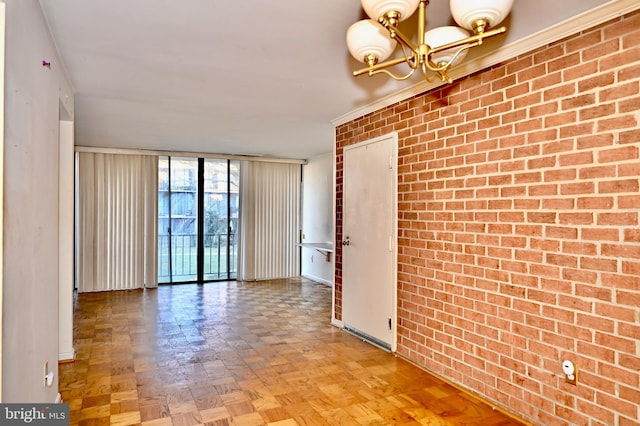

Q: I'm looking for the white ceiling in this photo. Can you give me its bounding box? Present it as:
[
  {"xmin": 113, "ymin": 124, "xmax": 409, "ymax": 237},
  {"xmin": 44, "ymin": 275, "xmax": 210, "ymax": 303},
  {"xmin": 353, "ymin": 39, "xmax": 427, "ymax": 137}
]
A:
[{"xmin": 39, "ymin": 0, "xmax": 612, "ymax": 160}]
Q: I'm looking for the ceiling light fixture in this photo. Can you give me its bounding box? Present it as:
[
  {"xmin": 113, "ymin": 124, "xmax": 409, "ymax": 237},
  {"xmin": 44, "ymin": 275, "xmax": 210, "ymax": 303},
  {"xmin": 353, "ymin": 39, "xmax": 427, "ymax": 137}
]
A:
[{"xmin": 346, "ymin": 0, "xmax": 513, "ymax": 83}]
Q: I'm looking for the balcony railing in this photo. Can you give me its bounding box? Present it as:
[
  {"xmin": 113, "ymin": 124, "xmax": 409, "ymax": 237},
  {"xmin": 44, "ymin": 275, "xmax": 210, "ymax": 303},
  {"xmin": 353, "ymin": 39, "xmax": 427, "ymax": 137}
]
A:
[{"xmin": 158, "ymin": 233, "xmax": 237, "ymax": 283}]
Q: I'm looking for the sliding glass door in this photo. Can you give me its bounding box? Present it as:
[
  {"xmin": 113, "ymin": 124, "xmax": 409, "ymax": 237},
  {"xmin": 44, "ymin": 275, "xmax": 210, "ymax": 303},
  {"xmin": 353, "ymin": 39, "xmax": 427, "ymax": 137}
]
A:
[
  {"xmin": 158, "ymin": 157, "xmax": 238, "ymax": 284},
  {"xmin": 203, "ymin": 159, "xmax": 239, "ymax": 280}
]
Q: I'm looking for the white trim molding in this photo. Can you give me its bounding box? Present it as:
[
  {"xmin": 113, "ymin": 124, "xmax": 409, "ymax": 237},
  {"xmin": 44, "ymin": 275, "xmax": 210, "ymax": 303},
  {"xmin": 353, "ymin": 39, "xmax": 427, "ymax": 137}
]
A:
[
  {"xmin": 302, "ymin": 274, "xmax": 333, "ymax": 286},
  {"xmin": 75, "ymin": 145, "xmax": 308, "ymax": 165},
  {"xmin": 332, "ymin": 0, "xmax": 640, "ymax": 126},
  {"xmin": 58, "ymin": 349, "xmax": 75, "ymax": 363}
]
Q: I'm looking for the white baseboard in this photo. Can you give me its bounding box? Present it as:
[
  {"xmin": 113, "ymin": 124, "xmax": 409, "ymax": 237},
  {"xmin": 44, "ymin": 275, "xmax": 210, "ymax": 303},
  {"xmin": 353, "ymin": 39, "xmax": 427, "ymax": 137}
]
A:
[
  {"xmin": 301, "ymin": 274, "xmax": 333, "ymax": 286},
  {"xmin": 55, "ymin": 393, "xmax": 62, "ymax": 403},
  {"xmin": 58, "ymin": 349, "xmax": 75, "ymax": 362}
]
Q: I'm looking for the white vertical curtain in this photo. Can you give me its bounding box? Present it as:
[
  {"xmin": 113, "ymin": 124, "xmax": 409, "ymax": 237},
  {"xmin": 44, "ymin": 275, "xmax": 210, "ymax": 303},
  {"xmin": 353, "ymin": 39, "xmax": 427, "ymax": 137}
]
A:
[
  {"xmin": 77, "ymin": 152, "xmax": 158, "ymax": 292},
  {"xmin": 237, "ymin": 161, "xmax": 301, "ymax": 281}
]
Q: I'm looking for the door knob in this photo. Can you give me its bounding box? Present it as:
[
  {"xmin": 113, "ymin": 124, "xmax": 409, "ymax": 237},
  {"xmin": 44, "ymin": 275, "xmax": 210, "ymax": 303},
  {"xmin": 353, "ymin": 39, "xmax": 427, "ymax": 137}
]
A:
[{"xmin": 342, "ymin": 236, "xmax": 350, "ymax": 246}]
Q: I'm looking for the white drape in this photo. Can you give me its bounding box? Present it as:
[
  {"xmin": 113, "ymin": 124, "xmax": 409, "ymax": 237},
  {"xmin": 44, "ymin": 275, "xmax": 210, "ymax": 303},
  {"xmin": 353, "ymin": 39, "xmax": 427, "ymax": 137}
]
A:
[
  {"xmin": 77, "ymin": 152, "xmax": 158, "ymax": 292},
  {"xmin": 237, "ymin": 161, "xmax": 301, "ymax": 281}
]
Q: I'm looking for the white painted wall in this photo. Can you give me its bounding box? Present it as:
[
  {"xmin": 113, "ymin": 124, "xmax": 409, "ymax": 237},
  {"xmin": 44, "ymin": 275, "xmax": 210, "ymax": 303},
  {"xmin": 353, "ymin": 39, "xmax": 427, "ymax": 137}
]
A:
[
  {"xmin": 0, "ymin": 1, "xmax": 5, "ymax": 402},
  {"xmin": 301, "ymin": 153, "xmax": 334, "ymax": 285},
  {"xmin": 3, "ymin": 0, "xmax": 74, "ymax": 402}
]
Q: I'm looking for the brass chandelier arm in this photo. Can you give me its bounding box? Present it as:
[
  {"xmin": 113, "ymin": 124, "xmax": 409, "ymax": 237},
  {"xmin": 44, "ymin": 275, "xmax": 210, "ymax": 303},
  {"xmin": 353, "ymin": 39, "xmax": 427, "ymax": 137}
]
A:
[
  {"xmin": 376, "ymin": 67, "xmax": 417, "ymax": 81},
  {"xmin": 352, "ymin": 55, "xmax": 414, "ymax": 77},
  {"xmin": 427, "ymin": 42, "xmax": 480, "ymax": 72},
  {"xmin": 424, "ymin": 50, "xmax": 471, "ymax": 83},
  {"xmin": 380, "ymin": 22, "xmax": 418, "ymax": 53},
  {"xmin": 353, "ymin": 34, "xmax": 420, "ymax": 80},
  {"xmin": 429, "ymin": 26, "xmax": 507, "ymax": 56},
  {"xmin": 420, "ymin": 62, "xmax": 439, "ymax": 83},
  {"xmin": 378, "ymin": 0, "xmax": 426, "ymax": 55}
]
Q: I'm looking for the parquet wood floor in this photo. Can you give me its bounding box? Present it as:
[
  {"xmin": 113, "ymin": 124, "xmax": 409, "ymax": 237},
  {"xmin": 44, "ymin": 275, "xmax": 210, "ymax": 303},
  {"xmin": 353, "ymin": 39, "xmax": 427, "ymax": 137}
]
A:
[{"xmin": 59, "ymin": 278, "xmax": 527, "ymax": 426}]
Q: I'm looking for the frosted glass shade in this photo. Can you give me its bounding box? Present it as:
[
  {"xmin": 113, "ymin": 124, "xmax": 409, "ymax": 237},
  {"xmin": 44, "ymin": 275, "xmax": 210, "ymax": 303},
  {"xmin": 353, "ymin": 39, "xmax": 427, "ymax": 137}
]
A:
[
  {"xmin": 450, "ymin": 0, "xmax": 514, "ymax": 31},
  {"xmin": 361, "ymin": 0, "xmax": 420, "ymax": 21},
  {"xmin": 346, "ymin": 19, "xmax": 397, "ymax": 63},
  {"xmin": 425, "ymin": 26, "xmax": 470, "ymax": 66}
]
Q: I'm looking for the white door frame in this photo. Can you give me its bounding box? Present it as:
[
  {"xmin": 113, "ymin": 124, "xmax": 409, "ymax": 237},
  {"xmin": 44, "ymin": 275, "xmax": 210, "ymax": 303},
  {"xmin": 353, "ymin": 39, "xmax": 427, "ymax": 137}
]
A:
[{"xmin": 59, "ymin": 114, "xmax": 75, "ymax": 362}]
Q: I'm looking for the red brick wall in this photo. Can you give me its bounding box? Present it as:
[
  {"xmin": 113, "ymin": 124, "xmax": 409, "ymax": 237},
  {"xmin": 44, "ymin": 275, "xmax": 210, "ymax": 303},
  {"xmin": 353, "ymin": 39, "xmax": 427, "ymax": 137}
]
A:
[{"xmin": 335, "ymin": 11, "xmax": 640, "ymax": 426}]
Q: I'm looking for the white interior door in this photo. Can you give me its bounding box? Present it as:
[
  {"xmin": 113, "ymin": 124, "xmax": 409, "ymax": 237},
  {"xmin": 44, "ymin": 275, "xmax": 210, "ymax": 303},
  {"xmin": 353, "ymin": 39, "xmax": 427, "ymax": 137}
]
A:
[{"xmin": 342, "ymin": 133, "xmax": 397, "ymax": 352}]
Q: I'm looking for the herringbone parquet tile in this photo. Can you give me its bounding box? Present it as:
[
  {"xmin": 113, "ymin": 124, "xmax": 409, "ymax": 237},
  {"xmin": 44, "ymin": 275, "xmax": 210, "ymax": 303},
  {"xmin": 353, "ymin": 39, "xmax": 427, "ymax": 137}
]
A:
[{"xmin": 59, "ymin": 278, "xmax": 527, "ymax": 426}]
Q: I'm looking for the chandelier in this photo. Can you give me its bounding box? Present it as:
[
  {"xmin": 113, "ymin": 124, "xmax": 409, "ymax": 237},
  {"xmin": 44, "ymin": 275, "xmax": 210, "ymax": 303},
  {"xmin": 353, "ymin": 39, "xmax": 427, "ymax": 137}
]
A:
[{"xmin": 346, "ymin": 0, "xmax": 514, "ymax": 83}]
